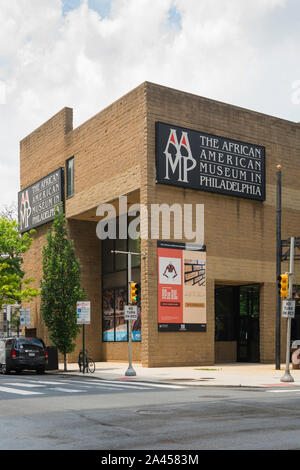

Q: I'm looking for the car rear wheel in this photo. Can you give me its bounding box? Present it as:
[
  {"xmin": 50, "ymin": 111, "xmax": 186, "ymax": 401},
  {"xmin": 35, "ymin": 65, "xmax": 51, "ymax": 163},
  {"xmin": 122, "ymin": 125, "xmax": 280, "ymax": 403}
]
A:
[{"xmin": 36, "ymin": 367, "xmax": 45, "ymax": 374}]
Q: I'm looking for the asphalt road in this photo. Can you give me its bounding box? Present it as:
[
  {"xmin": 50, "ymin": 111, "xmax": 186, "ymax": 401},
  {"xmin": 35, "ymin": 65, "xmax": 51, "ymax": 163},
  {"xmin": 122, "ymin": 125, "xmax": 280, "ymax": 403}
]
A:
[{"xmin": 1, "ymin": 373, "xmax": 300, "ymax": 451}]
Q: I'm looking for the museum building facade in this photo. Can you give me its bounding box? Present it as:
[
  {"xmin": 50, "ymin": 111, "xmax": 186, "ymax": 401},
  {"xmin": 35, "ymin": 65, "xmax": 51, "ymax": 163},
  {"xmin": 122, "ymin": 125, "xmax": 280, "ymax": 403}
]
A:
[{"xmin": 19, "ymin": 82, "xmax": 300, "ymax": 366}]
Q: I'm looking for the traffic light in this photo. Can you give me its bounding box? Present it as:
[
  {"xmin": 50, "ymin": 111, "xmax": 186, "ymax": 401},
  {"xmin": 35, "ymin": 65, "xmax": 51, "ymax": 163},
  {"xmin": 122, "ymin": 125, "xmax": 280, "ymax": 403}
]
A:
[
  {"xmin": 279, "ymin": 273, "xmax": 289, "ymax": 298},
  {"xmin": 130, "ymin": 282, "xmax": 141, "ymax": 304},
  {"xmin": 135, "ymin": 283, "xmax": 140, "ymax": 304},
  {"xmin": 130, "ymin": 282, "xmax": 138, "ymax": 304}
]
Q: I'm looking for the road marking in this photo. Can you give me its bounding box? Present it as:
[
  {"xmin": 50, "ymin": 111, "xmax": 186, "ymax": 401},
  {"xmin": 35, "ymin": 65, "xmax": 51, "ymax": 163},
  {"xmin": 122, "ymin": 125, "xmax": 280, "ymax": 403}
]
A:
[
  {"xmin": 22, "ymin": 380, "xmax": 69, "ymax": 386},
  {"xmin": 103, "ymin": 380, "xmax": 186, "ymax": 389},
  {"xmin": 3, "ymin": 382, "xmax": 44, "ymax": 388},
  {"xmin": 62, "ymin": 380, "xmax": 148, "ymax": 390},
  {"xmin": 50, "ymin": 379, "xmax": 186, "ymax": 390},
  {"xmin": 266, "ymin": 389, "xmax": 300, "ymax": 393},
  {"xmin": 0, "ymin": 386, "xmax": 43, "ymax": 396},
  {"xmin": 48, "ymin": 387, "xmax": 87, "ymax": 393}
]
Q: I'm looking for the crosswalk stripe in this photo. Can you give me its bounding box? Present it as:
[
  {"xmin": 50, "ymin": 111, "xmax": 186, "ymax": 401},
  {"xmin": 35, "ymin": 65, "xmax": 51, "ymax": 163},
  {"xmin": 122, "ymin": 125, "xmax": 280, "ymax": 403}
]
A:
[
  {"xmin": 48, "ymin": 387, "xmax": 86, "ymax": 393},
  {"xmin": 103, "ymin": 380, "xmax": 185, "ymax": 389},
  {"xmin": 61, "ymin": 380, "xmax": 147, "ymax": 390},
  {"xmin": 21, "ymin": 380, "xmax": 68, "ymax": 386},
  {"xmin": 0, "ymin": 386, "xmax": 43, "ymax": 396},
  {"xmin": 3, "ymin": 382, "xmax": 44, "ymax": 388},
  {"xmin": 266, "ymin": 389, "xmax": 300, "ymax": 393}
]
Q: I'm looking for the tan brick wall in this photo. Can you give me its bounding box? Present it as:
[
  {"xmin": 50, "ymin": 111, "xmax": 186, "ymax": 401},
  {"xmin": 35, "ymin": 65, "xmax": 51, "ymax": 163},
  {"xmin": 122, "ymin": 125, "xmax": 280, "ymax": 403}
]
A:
[
  {"xmin": 215, "ymin": 342, "xmax": 237, "ymax": 363},
  {"xmin": 142, "ymin": 82, "xmax": 300, "ymax": 366},
  {"xmin": 20, "ymin": 83, "xmax": 147, "ymax": 365},
  {"xmin": 20, "ymin": 81, "xmax": 300, "ymax": 367}
]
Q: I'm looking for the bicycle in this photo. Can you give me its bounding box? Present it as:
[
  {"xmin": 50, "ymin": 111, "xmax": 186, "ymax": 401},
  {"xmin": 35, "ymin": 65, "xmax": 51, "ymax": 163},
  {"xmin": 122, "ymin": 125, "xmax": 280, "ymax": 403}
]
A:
[{"xmin": 78, "ymin": 349, "xmax": 95, "ymax": 373}]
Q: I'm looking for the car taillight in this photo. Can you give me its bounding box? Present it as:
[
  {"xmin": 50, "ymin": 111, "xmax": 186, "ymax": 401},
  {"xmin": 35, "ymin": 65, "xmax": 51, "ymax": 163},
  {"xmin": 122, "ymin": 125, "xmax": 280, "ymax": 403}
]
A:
[
  {"xmin": 11, "ymin": 349, "xmax": 17, "ymax": 359},
  {"xmin": 45, "ymin": 350, "xmax": 48, "ymax": 360}
]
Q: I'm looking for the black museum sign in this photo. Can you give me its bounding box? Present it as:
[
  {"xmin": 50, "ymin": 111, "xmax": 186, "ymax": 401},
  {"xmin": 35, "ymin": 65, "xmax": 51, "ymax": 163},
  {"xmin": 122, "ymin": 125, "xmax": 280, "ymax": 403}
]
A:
[
  {"xmin": 18, "ymin": 167, "xmax": 65, "ymax": 233},
  {"xmin": 155, "ymin": 122, "xmax": 266, "ymax": 201}
]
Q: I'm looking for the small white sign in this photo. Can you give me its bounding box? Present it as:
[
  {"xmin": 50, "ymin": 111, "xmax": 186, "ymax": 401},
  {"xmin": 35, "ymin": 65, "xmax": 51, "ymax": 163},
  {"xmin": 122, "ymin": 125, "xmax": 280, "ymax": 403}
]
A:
[
  {"xmin": 20, "ymin": 308, "xmax": 31, "ymax": 327},
  {"xmin": 282, "ymin": 300, "xmax": 296, "ymax": 318},
  {"xmin": 124, "ymin": 305, "xmax": 138, "ymax": 321},
  {"xmin": 77, "ymin": 301, "xmax": 91, "ymax": 325}
]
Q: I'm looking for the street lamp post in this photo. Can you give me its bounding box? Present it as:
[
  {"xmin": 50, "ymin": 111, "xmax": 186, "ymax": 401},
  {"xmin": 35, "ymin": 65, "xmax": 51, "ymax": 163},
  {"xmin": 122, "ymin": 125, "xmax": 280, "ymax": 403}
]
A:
[
  {"xmin": 111, "ymin": 249, "xmax": 145, "ymax": 377},
  {"xmin": 281, "ymin": 237, "xmax": 295, "ymax": 383},
  {"xmin": 276, "ymin": 165, "xmax": 282, "ymax": 370}
]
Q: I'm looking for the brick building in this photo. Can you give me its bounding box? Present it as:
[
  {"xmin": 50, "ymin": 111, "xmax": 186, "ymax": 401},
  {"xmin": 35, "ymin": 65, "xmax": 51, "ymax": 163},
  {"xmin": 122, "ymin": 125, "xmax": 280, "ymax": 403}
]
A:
[{"xmin": 19, "ymin": 82, "xmax": 300, "ymax": 366}]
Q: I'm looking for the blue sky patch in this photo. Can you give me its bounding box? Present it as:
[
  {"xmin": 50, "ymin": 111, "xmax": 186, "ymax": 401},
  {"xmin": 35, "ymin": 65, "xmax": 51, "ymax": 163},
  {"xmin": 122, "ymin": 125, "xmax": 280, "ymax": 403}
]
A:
[
  {"xmin": 62, "ymin": 0, "xmax": 111, "ymax": 17},
  {"xmin": 168, "ymin": 4, "xmax": 182, "ymax": 30}
]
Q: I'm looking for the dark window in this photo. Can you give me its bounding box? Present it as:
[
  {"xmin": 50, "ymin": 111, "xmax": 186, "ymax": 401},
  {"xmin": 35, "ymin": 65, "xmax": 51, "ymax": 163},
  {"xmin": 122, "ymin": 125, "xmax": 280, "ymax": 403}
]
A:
[
  {"xmin": 15, "ymin": 338, "xmax": 45, "ymax": 350},
  {"xmin": 292, "ymin": 285, "xmax": 300, "ymax": 341},
  {"xmin": 66, "ymin": 157, "xmax": 74, "ymax": 198},
  {"xmin": 215, "ymin": 287, "xmax": 237, "ymax": 341}
]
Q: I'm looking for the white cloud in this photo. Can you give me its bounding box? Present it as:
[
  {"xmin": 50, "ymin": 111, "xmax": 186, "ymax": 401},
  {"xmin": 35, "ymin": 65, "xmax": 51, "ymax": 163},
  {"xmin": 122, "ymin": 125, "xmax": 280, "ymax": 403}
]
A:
[{"xmin": 0, "ymin": 0, "xmax": 300, "ymax": 207}]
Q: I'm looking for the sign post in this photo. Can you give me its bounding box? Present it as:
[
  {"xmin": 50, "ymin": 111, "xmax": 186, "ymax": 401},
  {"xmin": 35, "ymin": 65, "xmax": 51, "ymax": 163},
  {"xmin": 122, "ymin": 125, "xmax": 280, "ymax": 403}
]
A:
[
  {"xmin": 275, "ymin": 165, "xmax": 282, "ymax": 370},
  {"xmin": 77, "ymin": 301, "xmax": 91, "ymax": 374},
  {"xmin": 111, "ymin": 249, "xmax": 144, "ymax": 377},
  {"xmin": 126, "ymin": 253, "xmax": 136, "ymax": 377},
  {"xmin": 281, "ymin": 237, "xmax": 295, "ymax": 383}
]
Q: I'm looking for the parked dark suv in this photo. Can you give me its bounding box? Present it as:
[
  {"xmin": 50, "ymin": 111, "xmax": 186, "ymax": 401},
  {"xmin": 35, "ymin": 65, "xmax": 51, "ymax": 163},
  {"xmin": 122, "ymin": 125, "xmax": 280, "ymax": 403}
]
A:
[{"xmin": 0, "ymin": 337, "xmax": 48, "ymax": 374}]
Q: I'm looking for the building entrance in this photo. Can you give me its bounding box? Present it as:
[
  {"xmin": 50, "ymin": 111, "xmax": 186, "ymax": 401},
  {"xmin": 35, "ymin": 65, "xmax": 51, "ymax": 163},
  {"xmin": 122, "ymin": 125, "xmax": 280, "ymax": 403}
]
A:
[{"xmin": 215, "ymin": 284, "xmax": 260, "ymax": 363}]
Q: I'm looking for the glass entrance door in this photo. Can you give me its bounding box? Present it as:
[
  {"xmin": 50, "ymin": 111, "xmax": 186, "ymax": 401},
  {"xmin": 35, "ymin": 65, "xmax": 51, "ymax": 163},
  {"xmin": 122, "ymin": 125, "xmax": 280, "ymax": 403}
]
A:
[{"xmin": 237, "ymin": 286, "xmax": 260, "ymax": 362}]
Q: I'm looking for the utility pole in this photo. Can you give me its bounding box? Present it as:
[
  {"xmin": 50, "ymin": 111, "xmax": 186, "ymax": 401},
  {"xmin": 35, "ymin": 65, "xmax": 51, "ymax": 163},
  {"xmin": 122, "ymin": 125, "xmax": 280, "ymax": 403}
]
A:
[
  {"xmin": 126, "ymin": 252, "xmax": 136, "ymax": 377},
  {"xmin": 111, "ymin": 249, "xmax": 144, "ymax": 377},
  {"xmin": 276, "ymin": 164, "xmax": 282, "ymax": 370},
  {"xmin": 280, "ymin": 237, "xmax": 295, "ymax": 383}
]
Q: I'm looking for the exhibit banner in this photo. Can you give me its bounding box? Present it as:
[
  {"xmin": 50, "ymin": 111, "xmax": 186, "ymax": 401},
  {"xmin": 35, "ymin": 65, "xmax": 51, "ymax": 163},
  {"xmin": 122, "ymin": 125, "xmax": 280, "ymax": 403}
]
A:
[
  {"xmin": 18, "ymin": 167, "xmax": 65, "ymax": 233},
  {"xmin": 157, "ymin": 241, "xmax": 206, "ymax": 332},
  {"xmin": 156, "ymin": 121, "xmax": 265, "ymax": 201}
]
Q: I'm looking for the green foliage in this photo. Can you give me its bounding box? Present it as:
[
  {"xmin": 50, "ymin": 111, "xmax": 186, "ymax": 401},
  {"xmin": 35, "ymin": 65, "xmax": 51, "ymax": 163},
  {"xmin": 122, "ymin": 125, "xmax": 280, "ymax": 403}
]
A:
[
  {"xmin": 40, "ymin": 205, "xmax": 86, "ymax": 358},
  {"xmin": 0, "ymin": 216, "xmax": 39, "ymax": 307}
]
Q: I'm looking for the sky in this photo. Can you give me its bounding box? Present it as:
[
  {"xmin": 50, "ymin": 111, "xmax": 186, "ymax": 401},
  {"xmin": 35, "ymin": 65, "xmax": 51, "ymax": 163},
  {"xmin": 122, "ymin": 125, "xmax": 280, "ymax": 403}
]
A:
[{"xmin": 0, "ymin": 0, "xmax": 300, "ymax": 207}]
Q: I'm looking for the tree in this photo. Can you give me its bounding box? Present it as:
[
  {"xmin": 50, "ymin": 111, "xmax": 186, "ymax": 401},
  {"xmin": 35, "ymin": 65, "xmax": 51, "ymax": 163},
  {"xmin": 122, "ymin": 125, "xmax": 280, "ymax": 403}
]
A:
[
  {"xmin": 40, "ymin": 206, "xmax": 86, "ymax": 371},
  {"xmin": 0, "ymin": 202, "xmax": 18, "ymax": 221},
  {"xmin": 0, "ymin": 216, "xmax": 39, "ymax": 308}
]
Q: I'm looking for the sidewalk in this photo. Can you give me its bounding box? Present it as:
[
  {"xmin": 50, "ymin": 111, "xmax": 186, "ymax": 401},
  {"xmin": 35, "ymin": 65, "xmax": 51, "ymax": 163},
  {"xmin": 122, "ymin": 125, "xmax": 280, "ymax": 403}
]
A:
[{"xmin": 56, "ymin": 362, "xmax": 300, "ymax": 388}]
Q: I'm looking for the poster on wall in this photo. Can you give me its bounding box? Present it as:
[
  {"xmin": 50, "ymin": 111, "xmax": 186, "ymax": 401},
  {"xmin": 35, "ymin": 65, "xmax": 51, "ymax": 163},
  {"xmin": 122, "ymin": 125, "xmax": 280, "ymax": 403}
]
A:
[
  {"xmin": 102, "ymin": 288, "xmax": 115, "ymax": 341},
  {"xmin": 115, "ymin": 287, "xmax": 127, "ymax": 341},
  {"xmin": 102, "ymin": 287, "xmax": 142, "ymax": 342},
  {"xmin": 157, "ymin": 241, "xmax": 206, "ymax": 332},
  {"xmin": 132, "ymin": 306, "xmax": 141, "ymax": 342}
]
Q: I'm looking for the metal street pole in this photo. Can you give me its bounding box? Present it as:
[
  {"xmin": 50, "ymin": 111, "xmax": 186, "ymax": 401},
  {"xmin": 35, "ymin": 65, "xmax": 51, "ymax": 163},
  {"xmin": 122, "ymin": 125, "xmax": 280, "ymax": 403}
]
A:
[
  {"xmin": 281, "ymin": 237, "xmax": 294, "ymax": 383},
  {"xmin": 82, "ymin": 324, "xmax": 85, "ymax": 374},
  {"xmin": 126, "ymin": 252, "xmax": 136, "ymax": 377},
  {"xmin": 276, "ymin": 165, "xmax": 282, "ymax": 370},
  {"xmin": 111, "ymin": 249, "xmax": 142, "ymax": 377}
]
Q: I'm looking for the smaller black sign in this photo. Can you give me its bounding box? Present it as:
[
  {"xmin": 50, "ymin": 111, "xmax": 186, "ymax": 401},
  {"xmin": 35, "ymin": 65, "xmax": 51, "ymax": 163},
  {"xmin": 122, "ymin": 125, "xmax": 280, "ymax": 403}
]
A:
[
  {"xmin": 158, "ymin": 323, "xmax": 207, "ymax": 332},
  {"xmin": 156, "ymin": 122, "xmax": 266, "ymax": 201},
  {"xmin": 18, "ymin": 168, "xmax": 65, "ymax": 233}
]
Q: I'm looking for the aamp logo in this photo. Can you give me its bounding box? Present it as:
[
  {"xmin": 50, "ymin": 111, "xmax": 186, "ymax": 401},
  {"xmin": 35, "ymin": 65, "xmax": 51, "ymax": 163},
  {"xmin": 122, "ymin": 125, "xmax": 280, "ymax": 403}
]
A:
[
  {"xmin": 163, "ymin": 128, "xmax": 197, "ymax": 183},
  {"xmin": 19, "ymin": 190, "xmax": 32, "ymax": 230}
]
